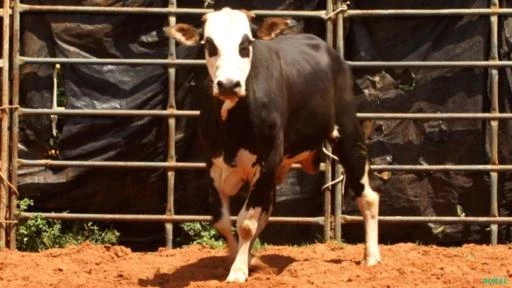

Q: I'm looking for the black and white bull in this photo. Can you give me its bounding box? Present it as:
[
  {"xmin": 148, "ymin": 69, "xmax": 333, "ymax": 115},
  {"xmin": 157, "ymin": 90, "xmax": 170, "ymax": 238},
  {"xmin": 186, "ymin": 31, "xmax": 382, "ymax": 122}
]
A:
[{"xmin": 168, "ymin": 8, "xmax": 381, "ymax": 283}]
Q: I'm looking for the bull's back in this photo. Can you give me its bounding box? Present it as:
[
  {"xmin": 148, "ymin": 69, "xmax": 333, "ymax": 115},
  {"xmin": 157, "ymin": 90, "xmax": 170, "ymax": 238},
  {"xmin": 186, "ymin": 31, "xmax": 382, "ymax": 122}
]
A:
[
  {"xmin": 271, "ymin": 34, "xmax": 342, "ymax": 101},
  {"xmin": 259, "ymin": 34, "xmax": 343, "ymax": 156}
]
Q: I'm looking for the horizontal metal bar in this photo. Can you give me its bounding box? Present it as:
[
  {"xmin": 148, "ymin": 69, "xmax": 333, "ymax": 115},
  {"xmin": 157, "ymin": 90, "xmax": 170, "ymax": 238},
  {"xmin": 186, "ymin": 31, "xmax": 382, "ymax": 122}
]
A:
[
  {"xmin": 22, "ymin": 57, "xmax": 512, "ymax": 68},
  {"xmin": 20, "ymin": 57, "xmax": 205, "ymax": 66},
  {"xmin": 341, "ymin": 215, "xmax": 512, "ymax": 224},
  {"xmin": 18, "ymin": 212, "xmax": 325, "ymax": 225},
  {"xmin": 20, "ymin": 108, "xmax": 200, "ymax": 118},
  {"xmin": 19, "ymin": 4, "xmax": 325, "ymax": 18},
  {"xmin": 371, "ymin": 165, "xmax": 512, "ymax": 172},
  {"xmin": 18, "ymin": 159, "xmax": 512, "ymax": 172},
  {"xmin": 358, "ymin": 113, "xmax": 512, "ymax": 120},
  {"xmin": 17, "ymin": 212, "xmax": 512, "ymax": 225},
  {"xmin": 348, "ymin": 61, "xmax": 512, "ymax": 68},
  {"xmin": 19, "ymin": 159, "xmax": 207, "ymax": 170},
  {"xmin": 18, "ymin": 159, "xmax": 319, "ymax": 171},
  {"xmin": 345, "ymin": 8, "xmax": 512, "ymax": 18},
  {"xmin": 18, "ymin": 108, "xmax": 512, "ymax": 121}
]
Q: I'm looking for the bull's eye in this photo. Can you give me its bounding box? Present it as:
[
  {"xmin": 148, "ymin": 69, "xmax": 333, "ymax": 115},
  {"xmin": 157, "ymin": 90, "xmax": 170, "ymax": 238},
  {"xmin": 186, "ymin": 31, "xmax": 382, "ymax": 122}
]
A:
[
  {"xmin": 204, "ymin": 36, "xmax": 218, "ymax": 57},
  {"xmin": 239, "ymin": 34, "xmax": 252, "ymax": 58}
]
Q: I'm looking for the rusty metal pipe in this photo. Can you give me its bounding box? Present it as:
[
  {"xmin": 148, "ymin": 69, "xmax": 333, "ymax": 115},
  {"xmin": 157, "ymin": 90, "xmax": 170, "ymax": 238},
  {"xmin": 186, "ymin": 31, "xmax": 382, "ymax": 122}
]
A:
[
  {"xmin": 18, "ymin": 4, "xmax": 326, "ymax": 18},
  {"xmin": 489, "ymin": 0, "xmax": 500, "ymax": 245},
  {"xmin": 345, "ymin": 8, "xmax": 512, "ymax": 17},
  {"xmin": 18, "ymin": 212, "xmax": 325, "ymax": 225},
  {"xmin": 20, "ymin": 108, "xmax": 200, "ymax": 117},
  {"xmin": 348, "ymin": 61, "xmax": 512, "ymax": 68},
  {"xmin": 18, "ymin": 159, "xmax": 512, "ymax": 172},
  {"xmin": 16, "ymin": 212, "xmax": 512, "ymax": 225},
  {"xmin": 334, "ymin": 0, "xmax": 347, "ymax": 243},
  {"xmin": 165, "ymin": 0, "xmax": 177, "ymax": 249},
  {"xmin": 322, "ymin": 0, "xmax": 334, "ymax": 243},
  {"xmin": 357, "ymin": 113, "xmax": 512, "ymax": 120},
  {"xmin": 341, "ymin": 216, "xmax": 512, "ymax": 224},
  {"xmin": 20, "ymin": 57, "xmax": 205, "ymax": 66},
  {"xmin": 18, "ymin": 159, "xmax": 208, "ymax": 170},
  {"xmin": 9, "ymin": 0, "xmax": 21, "ymax": 249},
  {"xmin": 21, "ymin": 57, "xmax": 512, "ymax": 68},
  {"xmin": 17, "ymin": 109, "xmax": 512, "ymax": 120},
  {"xmin": 0, "ymin": 0, "xmax": 11, "ymax": 249}
]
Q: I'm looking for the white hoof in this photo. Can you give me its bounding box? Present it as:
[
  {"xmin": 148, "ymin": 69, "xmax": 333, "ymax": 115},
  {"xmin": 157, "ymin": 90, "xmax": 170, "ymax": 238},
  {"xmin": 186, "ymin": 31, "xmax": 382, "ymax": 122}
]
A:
[
  {"xmin": 225, "ymin": 268, "xmax": 248, "ymax": 283},
  {"xmin": 365, "ymin": 252, "xmax": 381, "ymax": 266}
]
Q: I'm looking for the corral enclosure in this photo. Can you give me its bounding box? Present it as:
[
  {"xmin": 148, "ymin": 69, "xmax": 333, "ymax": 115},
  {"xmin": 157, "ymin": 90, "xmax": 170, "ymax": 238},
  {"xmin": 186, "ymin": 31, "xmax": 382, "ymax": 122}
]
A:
[{"xmin": 0, "ymin": 0, "xmax": 511, "ymax": 253}]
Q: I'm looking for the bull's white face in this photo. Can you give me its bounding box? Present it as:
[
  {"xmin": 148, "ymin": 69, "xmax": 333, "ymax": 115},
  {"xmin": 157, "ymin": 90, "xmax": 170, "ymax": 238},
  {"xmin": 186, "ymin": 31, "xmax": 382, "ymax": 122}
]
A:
[{"xmin": 202, "ymin": 8, "xmax": 254, "ymax": 100}]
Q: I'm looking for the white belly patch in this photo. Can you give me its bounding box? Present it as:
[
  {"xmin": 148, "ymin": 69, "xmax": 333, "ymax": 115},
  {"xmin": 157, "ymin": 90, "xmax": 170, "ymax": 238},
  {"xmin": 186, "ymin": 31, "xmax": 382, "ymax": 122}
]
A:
[
  {"xmin": 210, "ymin": 149, "xmax": 261, "ymax": 196},
  {"xmin": 210, "ymin": 149, "xmax": 318, "ymax": 194}
]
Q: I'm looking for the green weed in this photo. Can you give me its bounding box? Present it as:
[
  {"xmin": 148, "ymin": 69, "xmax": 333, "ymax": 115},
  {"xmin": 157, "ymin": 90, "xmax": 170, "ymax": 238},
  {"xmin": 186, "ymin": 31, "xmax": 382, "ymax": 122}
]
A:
[{"xmin": 16, "ymin": 198, "xmax": 119, "ymax": 252}]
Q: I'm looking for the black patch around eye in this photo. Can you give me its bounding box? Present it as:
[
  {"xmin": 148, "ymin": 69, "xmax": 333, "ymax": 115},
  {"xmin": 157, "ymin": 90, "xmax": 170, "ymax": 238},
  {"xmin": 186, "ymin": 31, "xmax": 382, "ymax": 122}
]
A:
[
  {"xmin": 239, "ymin": 34, "xmax": 253, "ymax": 58},
  {"xmin": 204, "ymin": 36, "xmax": 218, "ymax": 57}
]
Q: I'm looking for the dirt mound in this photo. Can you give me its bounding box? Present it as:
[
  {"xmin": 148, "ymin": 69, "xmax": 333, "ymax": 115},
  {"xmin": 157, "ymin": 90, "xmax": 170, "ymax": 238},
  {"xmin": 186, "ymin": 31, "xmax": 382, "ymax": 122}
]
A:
[{"xmin": 0, "ymin": 242, "xmax": 511, "ymax": 287}]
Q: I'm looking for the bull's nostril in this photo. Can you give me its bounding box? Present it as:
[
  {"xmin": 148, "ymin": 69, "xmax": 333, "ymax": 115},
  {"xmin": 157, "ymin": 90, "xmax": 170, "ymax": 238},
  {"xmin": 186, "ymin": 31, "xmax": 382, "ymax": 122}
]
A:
[
  {"xmin": 217, "ymin": 80, "xmax": 226, "ymax": 90},
  {"xmin": 216, "ymin": 79, "xmax": 241, "ymax": 94}
]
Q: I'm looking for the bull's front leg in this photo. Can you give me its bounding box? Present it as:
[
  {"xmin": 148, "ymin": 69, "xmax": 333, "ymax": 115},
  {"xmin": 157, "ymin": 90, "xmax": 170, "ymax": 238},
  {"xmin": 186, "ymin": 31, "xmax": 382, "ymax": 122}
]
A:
[
  {"xmin": 226, "ymin": 155, "xmax": 280, "ymax": 283},
  {"xmin": 209, "ymin": 161, "xmax": 245, "ymax": 258},
  {"xmin": 211, "ymin": 192, "xmax": 237, "ymax": 257}
]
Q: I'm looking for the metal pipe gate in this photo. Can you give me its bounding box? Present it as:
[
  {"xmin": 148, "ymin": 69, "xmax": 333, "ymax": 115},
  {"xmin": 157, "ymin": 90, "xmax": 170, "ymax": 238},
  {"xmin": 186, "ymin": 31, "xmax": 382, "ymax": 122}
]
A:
[{"xmin": 1, "ymin": 0, "xmax": 512, "ymax": 249}]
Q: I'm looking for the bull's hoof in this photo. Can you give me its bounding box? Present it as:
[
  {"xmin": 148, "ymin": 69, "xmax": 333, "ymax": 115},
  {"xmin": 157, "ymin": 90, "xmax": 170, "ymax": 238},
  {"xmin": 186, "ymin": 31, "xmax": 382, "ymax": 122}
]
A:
[
  {"xmin": 365, "ymin": 254, "xmax": 381, "ymax": 266},
  {"xmin": 225, "ymin": 268, "xmax": 248, "ymax": 283}
]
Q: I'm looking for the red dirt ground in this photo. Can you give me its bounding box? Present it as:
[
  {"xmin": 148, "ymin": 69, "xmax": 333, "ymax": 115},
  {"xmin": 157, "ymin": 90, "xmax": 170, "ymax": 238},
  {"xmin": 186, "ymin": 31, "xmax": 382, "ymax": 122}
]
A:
[{"xmin": 0, "ymin": 242, "xmax": 511, "ymax": 288}]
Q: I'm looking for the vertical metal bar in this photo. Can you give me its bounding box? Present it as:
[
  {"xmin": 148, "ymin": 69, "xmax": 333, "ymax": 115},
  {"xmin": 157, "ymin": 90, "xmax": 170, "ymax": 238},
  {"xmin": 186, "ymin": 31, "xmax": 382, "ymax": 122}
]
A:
[
  {"xmin": 336, "ymin": 0, "xmax": 346, "ymax": 57},
  {"xmin": 50, "ymin": 64, "xmax": 60, "ymax": 138},
  {"xmin": 165, "ymin": 0, "xmax": 177, "ymax": 248},
  {"xmin": 333, "ymin": 0, "xmax": 347, "ymax": 243},
  {"xmin": 334, "ymin": 165, "xmax": 343, "ymax": 242},
  {"xmin": 0, "ymin": 0, "xmax": 11, "ymax": 248},
  {"xmin": 489, "ymin": 0, "xmax": 499, "ymax": 245},
  {"xmin": 9, "ymin": 0, "xmax": 20, "ymax": 249},
  {"xmin": 323, "ymin": 0, "xmax": 334, "ymax": 242},
  {"xmin": 323, "ymin": 143, "xmax": 332, "ymax": 242}
]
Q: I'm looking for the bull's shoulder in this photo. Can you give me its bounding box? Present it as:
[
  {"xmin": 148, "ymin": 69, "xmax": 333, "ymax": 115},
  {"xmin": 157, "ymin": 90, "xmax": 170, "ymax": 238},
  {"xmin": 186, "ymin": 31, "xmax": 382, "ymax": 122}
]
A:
[
  {"xmin": 265, "ymin": 34, "xmax": 333, "ymax": 53},
  {"xmin": 266, "ymin": 34, "xmax": 341, "ymax": 68}
]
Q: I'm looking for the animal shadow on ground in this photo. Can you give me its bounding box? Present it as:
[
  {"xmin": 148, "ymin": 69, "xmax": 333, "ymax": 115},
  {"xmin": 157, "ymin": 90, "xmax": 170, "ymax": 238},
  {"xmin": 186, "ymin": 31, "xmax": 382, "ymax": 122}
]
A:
[
  {"xmin": 326, "ymin": 258, "xmax": 362, "ymax": 265},
  {"xmin": 138, "ymin": 254, "xmax": 296, "ymax": 288}
]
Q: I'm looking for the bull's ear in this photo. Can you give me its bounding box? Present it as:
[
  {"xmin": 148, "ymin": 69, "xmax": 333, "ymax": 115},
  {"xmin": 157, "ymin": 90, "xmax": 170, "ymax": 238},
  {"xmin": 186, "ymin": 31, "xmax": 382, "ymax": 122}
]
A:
[
  {"xmin": 165, "ymin": 23, "xmax": 202, "ymax": 46},
  {"xmin": 256, "ymin": 17, "xmax": 292, "ymax": 40}
]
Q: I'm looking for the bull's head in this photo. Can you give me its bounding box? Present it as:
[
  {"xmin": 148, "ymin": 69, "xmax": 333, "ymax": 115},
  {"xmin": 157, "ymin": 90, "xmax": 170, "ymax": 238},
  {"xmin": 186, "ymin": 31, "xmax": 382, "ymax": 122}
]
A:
[{"xmin": 168, "ymin": 8, "xmax": 255, "ymax": 101}]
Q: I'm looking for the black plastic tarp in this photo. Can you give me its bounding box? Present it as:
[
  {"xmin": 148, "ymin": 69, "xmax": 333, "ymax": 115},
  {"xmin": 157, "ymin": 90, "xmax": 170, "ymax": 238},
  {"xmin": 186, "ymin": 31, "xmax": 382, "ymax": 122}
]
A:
[{"xmin": 18, "ymin": 0, "xmax": 511, "ymax": 249}]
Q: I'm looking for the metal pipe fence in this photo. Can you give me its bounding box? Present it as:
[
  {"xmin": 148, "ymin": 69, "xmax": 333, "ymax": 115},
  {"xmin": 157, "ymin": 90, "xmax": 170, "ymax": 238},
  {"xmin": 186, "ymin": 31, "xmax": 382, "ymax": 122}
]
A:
[{"xmin": 0, "ymin": 1, "xmax": 511, "ymax": 249}]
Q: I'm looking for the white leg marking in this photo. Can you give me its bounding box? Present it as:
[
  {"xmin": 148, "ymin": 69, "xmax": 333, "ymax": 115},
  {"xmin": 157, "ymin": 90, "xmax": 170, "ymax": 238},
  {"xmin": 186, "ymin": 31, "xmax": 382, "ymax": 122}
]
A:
[
  {"xmin": 226, "ymin": 206, "xmax": 261, "ymax": 283},
  {"xmin": 210, "ymin": 150, "xmax": 260, "ymax": 196},
  {"xmin": 356, "ymin": 162, "xmax": 381, "ymax": 266},
  {"xmin": 213, "ymin": 195, "xmax": 238, "ymax": 257}
]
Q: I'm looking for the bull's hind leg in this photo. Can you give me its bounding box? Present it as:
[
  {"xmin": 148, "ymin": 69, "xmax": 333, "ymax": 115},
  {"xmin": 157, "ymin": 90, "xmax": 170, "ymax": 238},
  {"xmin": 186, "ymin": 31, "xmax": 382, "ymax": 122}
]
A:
[
  {"xmin": 332, "ymin": 136, "xmax": 381, "ymax": 265},
  {"xmin": 356, "ymin": 162, "xmax": 381, "ymax": 265}
]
